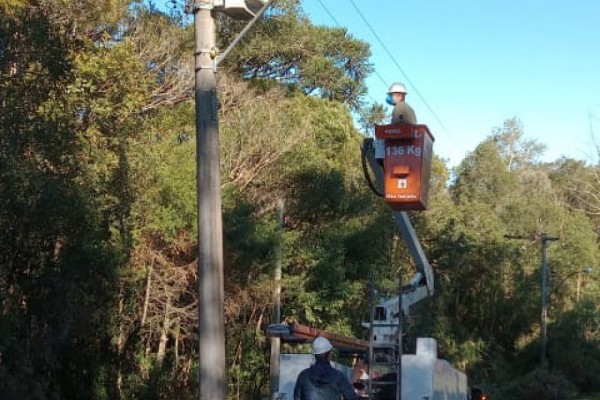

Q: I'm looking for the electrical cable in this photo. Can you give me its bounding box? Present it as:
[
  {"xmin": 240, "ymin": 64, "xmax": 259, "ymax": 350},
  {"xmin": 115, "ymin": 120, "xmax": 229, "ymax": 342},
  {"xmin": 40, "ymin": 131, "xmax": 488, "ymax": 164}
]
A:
[
  {"xmin": 347, "ymin": 0, "xmax": 452, "ymax": 136},
  {"xmin": 361, "ymin": 140, "xmax": 384, "ymax": 197},
  {"xmin": 313, "ymin": 0, "xmax": 388, "ymax": 197},
  {"xmin": 589, "ymin": 110, "xmax": 600, "ymax": 159},
  {"xmin": 314, "ymin": 0, "xmax": 388, "ymax": 103}
]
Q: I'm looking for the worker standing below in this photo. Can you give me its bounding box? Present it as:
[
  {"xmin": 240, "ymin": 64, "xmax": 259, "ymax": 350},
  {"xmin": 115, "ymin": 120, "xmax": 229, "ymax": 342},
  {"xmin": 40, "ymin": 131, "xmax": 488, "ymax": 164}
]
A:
[
  {"xmin": 386, "ymin": 82, "xmax": 417, "ymax": 124},
  {"xmin": 293, "ymin": 336, "xmax": 357, "ymax": 400}
]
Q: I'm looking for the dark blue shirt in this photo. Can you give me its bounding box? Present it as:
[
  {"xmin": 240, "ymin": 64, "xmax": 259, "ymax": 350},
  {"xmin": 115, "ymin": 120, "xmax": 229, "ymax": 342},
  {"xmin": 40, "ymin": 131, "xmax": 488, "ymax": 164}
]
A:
[{"xmin": 293, "ymin": 359, "xmax": 357, "ymax": 400}]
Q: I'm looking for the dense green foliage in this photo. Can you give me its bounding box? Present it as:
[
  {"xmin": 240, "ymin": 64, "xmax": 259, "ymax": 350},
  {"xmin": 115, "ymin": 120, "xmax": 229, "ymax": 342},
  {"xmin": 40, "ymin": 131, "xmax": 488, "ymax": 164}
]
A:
[{"xmin": 1, "ymin": 1, "xmax": 600, "ymax": 399}]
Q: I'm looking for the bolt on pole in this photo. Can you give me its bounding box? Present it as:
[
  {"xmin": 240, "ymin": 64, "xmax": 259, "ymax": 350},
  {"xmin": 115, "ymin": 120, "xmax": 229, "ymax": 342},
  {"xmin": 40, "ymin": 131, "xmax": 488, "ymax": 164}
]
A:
[{"xmin": 194, "ymin": 1, "xmax": 226, "ymax": 399}]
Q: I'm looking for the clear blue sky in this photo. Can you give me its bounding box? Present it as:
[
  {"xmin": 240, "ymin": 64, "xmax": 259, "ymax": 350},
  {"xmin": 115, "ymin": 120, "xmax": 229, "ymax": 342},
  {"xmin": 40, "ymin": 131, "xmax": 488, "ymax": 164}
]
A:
[{"xmin": 300, "ymin": 0, "xmax": 600, "ymax": 167}]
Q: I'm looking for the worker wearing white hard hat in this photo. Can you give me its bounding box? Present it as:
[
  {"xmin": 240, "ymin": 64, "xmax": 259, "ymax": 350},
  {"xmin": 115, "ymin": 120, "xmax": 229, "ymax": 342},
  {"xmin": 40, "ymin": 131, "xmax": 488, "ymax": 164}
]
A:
[
  {"xmin": 386, "ymin": 82, "xmax": 417, "ymax": 125},
  {"xmin": 311, "ymin": 336, "xmax": 334, "ymax": 354},
  {"xmin": 293, "ymin": 336, "xmax": 357, "ymax": 400}
]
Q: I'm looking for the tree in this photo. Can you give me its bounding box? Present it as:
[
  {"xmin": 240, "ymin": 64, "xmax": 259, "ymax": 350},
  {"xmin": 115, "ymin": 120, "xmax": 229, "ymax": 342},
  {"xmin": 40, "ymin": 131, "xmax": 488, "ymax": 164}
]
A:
[
  {"xmin": 491, "ymin": 117, "xmax": 546, "ymax": 171},
  {"xmin": 219, "ymin": 0, "xmax": 372, "ymax": 111},
  {"xmin": 1, "ymin": 1, "xmax": 154, "ymax": 398},
  {"xmin": 124, "ymin": 4, "xmax": 195, "ymax": 111},
  {"xmin": 452, "ymin": 139, "xmax": 519, "ymax": 207},
  {"xmin": 3, "ymin": 2, "xmax": 600, "ymax": 399}
]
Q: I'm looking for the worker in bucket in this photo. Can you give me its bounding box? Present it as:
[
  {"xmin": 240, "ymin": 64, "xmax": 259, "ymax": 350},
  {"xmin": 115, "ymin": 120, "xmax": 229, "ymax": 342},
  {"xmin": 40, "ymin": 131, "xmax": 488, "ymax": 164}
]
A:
[
  {"xmin": 386, "ymin": 82, "xmax": 417, "ymax": 125},
  {"xmin": 293, "ymin": 336, "xmax": 357, "ymax": 400}
]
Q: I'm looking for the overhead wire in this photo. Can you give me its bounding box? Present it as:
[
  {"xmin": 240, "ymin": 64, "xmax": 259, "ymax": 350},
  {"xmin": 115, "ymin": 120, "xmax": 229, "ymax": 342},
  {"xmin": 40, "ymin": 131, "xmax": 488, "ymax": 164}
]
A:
[
  {"xmin": 589, "ymin": 110, "xmax": 600, "ymax": 159},
  {"xmin": 313, "ymin": 0, "xmax": 390, "ymax": 93},
  {"xmin": 347, "ymin": 0, "xmax": 452, "ymax": 135},
  {"xmin": 314, "ymin": 0, "xmax": 387, "ymax": 104}
]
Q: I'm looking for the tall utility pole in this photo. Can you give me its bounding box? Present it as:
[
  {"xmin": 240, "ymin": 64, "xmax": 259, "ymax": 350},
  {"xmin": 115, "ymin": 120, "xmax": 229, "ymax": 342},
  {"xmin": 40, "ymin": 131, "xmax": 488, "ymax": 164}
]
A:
[
  {"xmin": 270, "ymin": 198, "xmax": 285, "ymax": 399},
  {"xmin": 194, "ymin": 1, "xmax": 225, "ymax": 399},
  {"xmin": 397, "ymin": 268, "xmax": 403, "ymax": 400},
  {"xmin": 540, "ymin": 233, "xmax": 559, "ymax": 366},
  {"xmin": 193, "ymin": 1, "xmax": 273, "ymax": 398},
  {"xmin": 505, "ymin": 233, "xmax": 559, "ymax": 367}
]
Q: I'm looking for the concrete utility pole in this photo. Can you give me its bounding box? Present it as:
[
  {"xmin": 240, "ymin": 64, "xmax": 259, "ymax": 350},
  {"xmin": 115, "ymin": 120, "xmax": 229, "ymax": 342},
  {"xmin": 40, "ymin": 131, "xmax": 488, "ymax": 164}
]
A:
[
  {"xmin": 194, "ymin": 1, "xmax": 225, "ymax": 399},
  {"xmin": 397, "ymin": 268, "xmax": 403, "ymax": 400},
  {"xmin": 270, "ymin": 198, "xmax": 285, "ymax": 399},
  {"xmin": 192, "ymin": 1, "xmax": 274, "ymax": 398}
]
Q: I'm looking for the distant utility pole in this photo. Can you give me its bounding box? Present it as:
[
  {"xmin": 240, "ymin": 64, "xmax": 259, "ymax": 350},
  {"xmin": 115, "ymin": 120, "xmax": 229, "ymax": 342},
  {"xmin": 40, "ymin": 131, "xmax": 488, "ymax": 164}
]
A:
[
  {"xmin": 270, "ymin": 198, "xmax": 285, "ymax": 399},
  {"xmin": 539, "ymin": 233, "xmax": 559, "ymax": 366},
  {"xmin": 505, "ymin": 233, "xmax": 559, "ymax": 366}
]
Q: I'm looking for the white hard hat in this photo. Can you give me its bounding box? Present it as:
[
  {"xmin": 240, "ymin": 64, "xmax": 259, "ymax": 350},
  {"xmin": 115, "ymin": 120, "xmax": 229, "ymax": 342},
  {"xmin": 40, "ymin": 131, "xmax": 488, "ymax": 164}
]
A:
[
  {"xmin": 388, "ymin": 82, "xmax": 407, "ymax": 94},
  {"xmin": 312, "ymin": 336, "xmax": 333, "ymax": 355}
]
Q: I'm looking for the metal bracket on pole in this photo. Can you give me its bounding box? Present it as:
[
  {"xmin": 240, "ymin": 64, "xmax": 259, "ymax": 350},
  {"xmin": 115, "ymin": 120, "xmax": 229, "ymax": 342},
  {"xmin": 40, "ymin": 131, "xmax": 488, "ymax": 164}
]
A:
[
  {"xmin": 215, "ymin": 0, "xmax": 276, "ymax": 65},
  {"xmin": 194, "ymin": 0, "xmax": 213, "ymax": 10},
  {"xmin": 196, "ymin": 63, "xmax": 217, "ymax": 71},
  {"xmin": 185, "ymin": 0, "xmax": 213, "ymax": 13}
]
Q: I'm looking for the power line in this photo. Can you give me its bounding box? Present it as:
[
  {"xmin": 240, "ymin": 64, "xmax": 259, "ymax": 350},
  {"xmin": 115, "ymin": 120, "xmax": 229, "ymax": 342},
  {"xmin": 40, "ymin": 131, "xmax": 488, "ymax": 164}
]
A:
[
  {"xmin": 347, "ymin": 0, "xmax": 451, "ymax": 135},
  {"xmin": 312, "ymin": 0, "xmax": 390, "ymax": 92},
  {"xmin": 504, "ymin": 232, "xmax": 558, "ymax": 366},
  {"xmin": 314, "ymin": 0, "xmax": 341, "ymax": 26},
  {"xmin": 589, "ymin": 110, "xmax": 599, "ymax": 159},
  {"xmin": 314, "ymin": 0, "xmax": 388, "ymax": 103}
]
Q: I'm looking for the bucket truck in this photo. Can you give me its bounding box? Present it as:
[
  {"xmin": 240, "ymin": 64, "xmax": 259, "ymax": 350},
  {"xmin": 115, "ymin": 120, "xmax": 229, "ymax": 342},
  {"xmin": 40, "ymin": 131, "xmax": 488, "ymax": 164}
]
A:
[{"xmin": 265, "ymin": 123, "xmax": 483, "ymax": 400}]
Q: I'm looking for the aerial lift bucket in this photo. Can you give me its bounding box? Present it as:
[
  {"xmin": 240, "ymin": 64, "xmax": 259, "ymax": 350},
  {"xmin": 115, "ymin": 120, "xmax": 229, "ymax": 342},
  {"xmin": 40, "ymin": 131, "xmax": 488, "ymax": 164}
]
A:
[{"xmin": 374, "ymin": 124, "xmax": 435, "ymax": 211}]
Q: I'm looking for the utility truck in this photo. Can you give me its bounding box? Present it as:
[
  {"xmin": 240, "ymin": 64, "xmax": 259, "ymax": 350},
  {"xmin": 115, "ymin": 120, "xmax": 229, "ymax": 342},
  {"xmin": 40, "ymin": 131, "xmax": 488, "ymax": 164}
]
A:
[{"xmin": 265, "ymin": 123, "xmax": 476, "ymax": 400}]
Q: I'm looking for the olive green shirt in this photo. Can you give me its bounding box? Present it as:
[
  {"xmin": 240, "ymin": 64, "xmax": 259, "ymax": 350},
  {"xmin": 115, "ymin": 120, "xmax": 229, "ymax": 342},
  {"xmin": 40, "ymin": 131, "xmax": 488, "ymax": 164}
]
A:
[{"xmin": 392, "ymin": 101, "xmax": 417, "ymax": 124}]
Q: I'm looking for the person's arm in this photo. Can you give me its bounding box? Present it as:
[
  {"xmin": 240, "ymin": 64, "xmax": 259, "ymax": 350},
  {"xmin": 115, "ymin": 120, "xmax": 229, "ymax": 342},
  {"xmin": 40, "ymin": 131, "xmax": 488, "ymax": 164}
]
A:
[
  {"xmin": 408, "ymin": 105, "xmax": 417, "ymax": 124},
  {"xmin": 293, "ymin": 372, "xmax": 303, "ymax": 400},
  {"xmin": 337, "ymin": 373, "xmax": 358, "ymax": 400}
]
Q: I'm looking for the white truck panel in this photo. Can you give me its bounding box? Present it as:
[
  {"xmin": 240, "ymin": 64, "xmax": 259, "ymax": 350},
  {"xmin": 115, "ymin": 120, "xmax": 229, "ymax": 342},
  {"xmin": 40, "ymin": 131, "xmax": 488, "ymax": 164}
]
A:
[
  {"xmin": 433, "ymin": 359, "xmax": 468, "ymax": 400},
  {"xmin": 402, "ymin": 354, "xmax": 435, "ymax": 399},
  {"xmin": 401, "ymin": 338, "xmax": 468, "ymax": 400}
]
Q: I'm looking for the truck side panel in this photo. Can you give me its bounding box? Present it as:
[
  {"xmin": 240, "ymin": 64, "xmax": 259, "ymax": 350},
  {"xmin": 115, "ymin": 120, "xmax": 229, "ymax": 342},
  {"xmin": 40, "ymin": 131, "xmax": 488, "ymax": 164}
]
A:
[{"xmin": 433, "ymin": 359, "xmax": 468, "ymax": 400}]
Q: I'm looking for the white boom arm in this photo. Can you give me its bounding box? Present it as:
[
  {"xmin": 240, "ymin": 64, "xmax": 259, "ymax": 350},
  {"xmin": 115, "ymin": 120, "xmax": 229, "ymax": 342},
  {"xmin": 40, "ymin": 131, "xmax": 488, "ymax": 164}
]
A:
[
  {"xmin": 361, "ymin": 138, "xmax": 435, "ymax": 342},
  {"xmin": 363, "ymin": 138, "xmax": 435, "ymax": 301}
]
